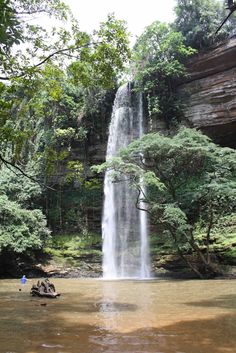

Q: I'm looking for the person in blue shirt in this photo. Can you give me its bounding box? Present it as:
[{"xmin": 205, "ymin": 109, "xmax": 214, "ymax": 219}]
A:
[{"xmin": 20, "ymin": 275, "xmax": 27, "ymax": 285}]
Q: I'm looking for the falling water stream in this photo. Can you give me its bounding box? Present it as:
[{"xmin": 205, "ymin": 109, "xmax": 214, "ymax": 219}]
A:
[
  {"xmin": 1, "ymin": 88, "xmax": 235, "ymax": 353},
  {"xmin": 102, "ymin": 84, "xmax": 150, "ymax": 279}
]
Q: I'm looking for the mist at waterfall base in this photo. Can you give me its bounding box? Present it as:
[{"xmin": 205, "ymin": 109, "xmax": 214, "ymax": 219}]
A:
[{"xmin": 102, "ymin": 83, "xmax": 151, "ymax": 279}]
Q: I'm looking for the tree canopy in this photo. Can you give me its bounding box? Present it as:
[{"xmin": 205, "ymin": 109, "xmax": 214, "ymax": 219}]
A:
[
  {"xmin": 0, "ymin": 0, "xmax": 130, "ymax": 165},
  {"xmin": 0, "ymin": 0, "xmax": 130, "ymax": 257},
  {"xmin": 132, "ymin": 21, "xmax": 195, "ymax": 127},
  {"xmin": 94, "ymin": 128, "xmax": 236, "ymax": 277},
  {"xmin": 174, "ymin": 0, "xmax": 236, "ymax": 50},
  {"xmin": 0, "ymin": 194, "xmax": 50, "ymax": 254},
  {"xmin": 1, "ymin": 0, "xmax": 236, "ymax": 273}
]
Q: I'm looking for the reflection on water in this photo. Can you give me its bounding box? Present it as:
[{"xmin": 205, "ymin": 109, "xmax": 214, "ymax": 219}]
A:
[
  {"xmin": 99, "ymin": 280, "xmax": 154, "ymax": 332},
  {"xmin": 0, "ymin": 279, "xmax": 236, "ymax": 353}
]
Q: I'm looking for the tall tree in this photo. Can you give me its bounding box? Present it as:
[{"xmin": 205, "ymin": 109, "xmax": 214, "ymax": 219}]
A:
[
  {"xmin": 94, "ymin": 128, "xmax": 236, "ymax": 277},
  {"xmin": 174, "ymin": 0, "xmax": 236, "ymax": 50},
  {"xmin": 0, "ymin": 1, "xmax": 130, "ymax": 259},
  {"xmin": 0, "ymin": 0, "xmax": 130, "ymax": 168},
  {"xmin": 132, "ymin": 22, "xmax": 195, "ymax": 127}
]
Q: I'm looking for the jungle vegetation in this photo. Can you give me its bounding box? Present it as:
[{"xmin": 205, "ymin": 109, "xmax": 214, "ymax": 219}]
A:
[
  {"xmin": 95, "ymin": 128, "xmax": 236, "ymax": 277},
  {"xmin": 0, "ymin": 0, "xmax": 235, "ymax": 276}
]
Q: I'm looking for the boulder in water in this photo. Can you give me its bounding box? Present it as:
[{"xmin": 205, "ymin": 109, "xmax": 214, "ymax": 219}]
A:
[{"xmin": 30, "ymin": 279, "xmax": 60, "ymax": 298}]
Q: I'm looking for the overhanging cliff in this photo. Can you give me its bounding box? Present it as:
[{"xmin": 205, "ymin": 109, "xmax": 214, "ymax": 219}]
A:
[{"xmin": 179, "ymin": 36, "xmax": 236, "ymax": 148}]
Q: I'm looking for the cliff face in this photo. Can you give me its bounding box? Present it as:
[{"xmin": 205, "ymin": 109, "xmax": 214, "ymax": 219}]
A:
[{"xmin": 179, "ymin": 36, "xmax": 236, "ymax": 148}]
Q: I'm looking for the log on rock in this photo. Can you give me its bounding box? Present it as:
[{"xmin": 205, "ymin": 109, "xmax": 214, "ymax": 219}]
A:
[{"xmin": 30, "ymin": 279, "xmax": 60, "ymax": 298}]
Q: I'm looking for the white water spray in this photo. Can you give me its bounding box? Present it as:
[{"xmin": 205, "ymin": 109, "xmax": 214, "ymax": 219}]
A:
[{"xmin": 102, "ymin": 84, "xmax": 150, "ymax": 279}]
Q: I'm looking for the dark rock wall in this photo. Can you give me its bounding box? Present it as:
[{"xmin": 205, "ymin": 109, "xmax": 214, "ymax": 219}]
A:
[{"xmin": 179, "ymin": 36, "xmax": 236, "ymax": 148}]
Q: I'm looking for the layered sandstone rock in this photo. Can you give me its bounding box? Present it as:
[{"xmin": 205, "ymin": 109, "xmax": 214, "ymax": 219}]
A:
[{"xmin": 179, "ymin": 36, "xmax": 236, "ymax": 148}]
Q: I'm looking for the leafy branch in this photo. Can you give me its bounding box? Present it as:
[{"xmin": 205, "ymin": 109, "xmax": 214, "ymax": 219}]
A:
[{"xmin": 0, "ymin": 154, "xmax": 55, "ymax": 190}]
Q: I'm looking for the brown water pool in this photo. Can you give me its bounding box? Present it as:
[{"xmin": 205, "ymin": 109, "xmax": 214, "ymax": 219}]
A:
[{"xmin": 0, "ymin": 278, "xmax": 236, "ymax": 353}]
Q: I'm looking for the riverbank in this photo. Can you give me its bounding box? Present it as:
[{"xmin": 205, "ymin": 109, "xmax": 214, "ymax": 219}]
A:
[
  {"xmin": 1, "ymin": 251, "xmax": 236, "ymax": 280},
  {"xmin": 1, "ymin": 231, "xmax": 236, "ymax": 279}
]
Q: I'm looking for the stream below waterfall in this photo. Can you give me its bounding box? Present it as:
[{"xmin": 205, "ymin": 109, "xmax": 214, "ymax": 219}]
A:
[{"xmin": 0, "ymin": 278, "xmax": 236, "ymax": 353}]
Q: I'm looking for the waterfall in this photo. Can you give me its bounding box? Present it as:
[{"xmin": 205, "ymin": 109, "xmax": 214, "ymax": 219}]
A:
[
  {"xmin": 138, "ymin": 93, "xmax": 150, "ymax": 279},
  {"xmin": 102, "ymin": 83, "xmax": 150, "ymax": 279}
]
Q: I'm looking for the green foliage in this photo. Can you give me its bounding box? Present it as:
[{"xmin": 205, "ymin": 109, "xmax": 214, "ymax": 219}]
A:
[
  {"xmin": 0, "ymin": 1, "xmax": 130, "ymax": 172},
  {"xmin": 0, "ymin": 65, "xmax": 85, "ymax": 178},
  {"xmin": 0, "ymin": 163, "xmax": 51, "ymax": 256},
  {"xmin": 47, "ymin": 232, "xmax": 101, "ymax": 250},
  {"xmin": 0, "ymin": 166, "xmax": 41, "ymax": 207},
  {"xmin": 120, "ymin": 128, "xmax": 236, "ymax": 220},
  {"xmin": 65, "ymin": 161, "xmax": 84, "ymax": 183},
  {"xmin": 91, "ymin": 14, "xmax": 131, "ymax": 87},
  {"xmin": 0, "ymin": 0, "xmax": 69, "ymax": 78},
  {"xmin": 0, "ymin": 56, "xmax": 112, "ymax": 236},
  {"xmin": 174, "ymin": 0, "xmax": 236, "ymax": 50},
  {"xmin": 68, "ymin": 14, "xmax": 131, "ymax": 89},
  {"xmin": 200, "ymin": 213, "xmax": 236, "ymax": 245},
  {"xmin": 132, "ymin": 22, "xmax": 195, "ymax": 126},
  {"xmin": 95, "ymin": 128, "xmax": 236, "ymax": 276},
  {"xmin": 0, "ymin": 0, "xmax": 22, "ymax": 53},
  {"xmin": 45, "ymin": 232, "xmax": 101, "ymax": 259},
  {"xmin": 46, "ymin": 176, "xmax": 103, "ymax": 233},
  {"xmin": 0, "ymin": 1, "xmax": 130, "ymax": 87},
  {"xmin": 0, "ymin": 11, "xmax": 129, "ymax": 203},
  {"xmin": 0, "ymin": 195, "xmax": 50, "ymax": 254}
]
